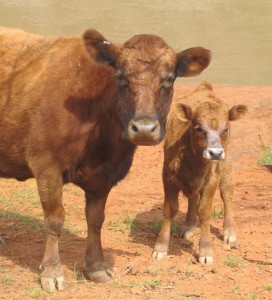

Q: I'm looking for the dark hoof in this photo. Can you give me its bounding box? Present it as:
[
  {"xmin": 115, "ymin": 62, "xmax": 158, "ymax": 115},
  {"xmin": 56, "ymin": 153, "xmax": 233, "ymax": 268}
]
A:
[{"xmin": 86, "ymin": 269, "xmax": 113, "ymax": 283}]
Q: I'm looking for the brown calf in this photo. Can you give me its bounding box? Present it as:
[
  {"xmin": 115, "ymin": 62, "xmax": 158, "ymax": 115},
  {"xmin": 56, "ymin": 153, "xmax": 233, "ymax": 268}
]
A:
[
  {"xmin": 153, "ymin": 81, "xmax": 247, "ymax": 264},
  {"xmin": 0, "ymin": 27, "xmax": 211, "ymax": 292}
]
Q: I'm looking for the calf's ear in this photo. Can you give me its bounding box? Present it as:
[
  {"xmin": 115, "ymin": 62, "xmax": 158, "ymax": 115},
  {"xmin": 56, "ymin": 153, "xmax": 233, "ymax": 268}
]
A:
[
  {"xmin": 176, "ymin": 47, "xmax": 212, "ymax": 77},
  {"xmin": 175, "ymin": 102, "xmax": 193, "ymax": 121},
  {"xmin": 229, "ymin": 105, "xmax": 248, "ymax": 121},
  {"xmin": 82, "ymin": 29, "xmax": 119, "ymax": 67}
]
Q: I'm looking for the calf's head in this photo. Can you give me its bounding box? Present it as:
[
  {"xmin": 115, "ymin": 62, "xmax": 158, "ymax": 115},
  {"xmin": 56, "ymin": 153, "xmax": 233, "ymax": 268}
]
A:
[
  {"xmin": 175, "ymin": 83, "xmax": 247, "ymax": 160},
  {"xmin": 83, "ymin": 29, "xmax": 211, "ymax": 146}
]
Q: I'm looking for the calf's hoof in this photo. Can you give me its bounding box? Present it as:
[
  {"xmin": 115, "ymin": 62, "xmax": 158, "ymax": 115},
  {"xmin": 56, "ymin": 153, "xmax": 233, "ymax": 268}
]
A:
[
  {"xmin": 152, "ymin": 250, "xmax": 168, "ymax": 259},
  {"xmin": 199, "ymin": 239, "xmax": 214, "ymax": 265},
  {"xmin": 180, "ymin": 226, "xmax": 196, "ymax": 238},
  {"xmin": 41, "ymin": 276, "xmax": 65, "ymax": 293},
  {"xmin": 86, "ymin": 269, "xmax": 113, "ymax": 283},
  {"xmin": 199, "ymin": 255, "xmax": 214, "ymax": 265}
]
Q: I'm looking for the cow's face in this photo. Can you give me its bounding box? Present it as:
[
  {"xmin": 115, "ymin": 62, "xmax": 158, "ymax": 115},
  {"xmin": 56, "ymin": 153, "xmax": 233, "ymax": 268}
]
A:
[
  {"xmin": 83, "ymin": 29, "xmax": 211, "ymax": 146},
  {"xmin": 175, "ymin": 83, "xmax": 247, "ymax": 160}
]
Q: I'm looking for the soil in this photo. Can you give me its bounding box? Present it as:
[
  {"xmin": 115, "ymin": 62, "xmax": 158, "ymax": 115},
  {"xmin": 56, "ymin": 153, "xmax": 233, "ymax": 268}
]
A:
[{"xmin": 0, "ymin": 84, "xmax": 272, "ymax": 300}]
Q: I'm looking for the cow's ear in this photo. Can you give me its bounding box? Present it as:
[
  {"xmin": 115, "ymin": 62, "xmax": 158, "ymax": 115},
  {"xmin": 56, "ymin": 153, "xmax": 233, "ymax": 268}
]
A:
[
  {"xmin": 175, "ymin": 102, "xmax": 193, "ymax": 121},
  {"xmin": 229, "ymin": 105, "xmax": 248, "ymax": 121},
  {"xmin": 176, "ymin": 47, "xmax": 212, "ymax": 77},
  {"xmin": 82, "ymin": 29, "xmax": 119, "ymax": 68}
]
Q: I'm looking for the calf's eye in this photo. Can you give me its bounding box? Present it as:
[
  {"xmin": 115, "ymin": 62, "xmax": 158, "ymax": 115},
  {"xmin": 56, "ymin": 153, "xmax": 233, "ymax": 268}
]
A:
[
  {"xmin": 194, "ymin": 126, "xmax": 205, "ymax": 134},
  {"xmin": 167, "ymin": 76, "xmax": 175, "ymax": 84}
]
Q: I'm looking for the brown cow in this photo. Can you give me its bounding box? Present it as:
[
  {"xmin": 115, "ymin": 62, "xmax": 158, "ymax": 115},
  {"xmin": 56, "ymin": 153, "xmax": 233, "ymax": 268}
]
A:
[
  {"xmin": 0, "ymin": 27, "xmax": 211, "ymax": 292},
  {"xmin": 152, "ymin": 81, "xmax": 247, "ymax": 264}
]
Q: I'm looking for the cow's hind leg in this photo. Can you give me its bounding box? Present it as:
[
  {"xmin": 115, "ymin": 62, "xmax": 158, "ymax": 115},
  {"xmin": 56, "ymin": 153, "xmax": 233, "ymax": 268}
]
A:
[
  {"xmin": 152, "ymin": 176, "xmax": 179, "ymax": 259},
  {"xmin": 220, "ymin": 160, "xmax": 237, "ymax": 248},
  {"xmin": 33, "ymin": 164, "xmax": 65, "ymax": 293},
  {"xmin": 84, "ymin": 191, "xmax": 113, "ymax": 282}
]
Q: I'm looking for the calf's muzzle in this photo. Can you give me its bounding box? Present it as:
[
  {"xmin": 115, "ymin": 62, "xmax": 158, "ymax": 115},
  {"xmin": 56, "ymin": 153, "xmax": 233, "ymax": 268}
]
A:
[
  {"xmin": 203, "ymin": 147, "xmax": 225, "ymax": 160},
  {"xmin": 127, "ymin": 118, "xmax": 162, "ymax": 146}
]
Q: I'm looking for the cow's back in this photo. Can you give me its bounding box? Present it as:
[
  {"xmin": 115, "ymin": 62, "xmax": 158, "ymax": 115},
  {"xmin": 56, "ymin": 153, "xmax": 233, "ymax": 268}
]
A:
[{"xmin": 0, "ymin": 27, "xmax": 116, "ymax": 179}]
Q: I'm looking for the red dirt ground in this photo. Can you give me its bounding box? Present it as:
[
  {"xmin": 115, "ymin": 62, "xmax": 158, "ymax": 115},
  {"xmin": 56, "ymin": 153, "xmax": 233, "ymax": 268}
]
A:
[{"xmin": 0, "ymin": 85, "xmax": 271, "ymax": 300}]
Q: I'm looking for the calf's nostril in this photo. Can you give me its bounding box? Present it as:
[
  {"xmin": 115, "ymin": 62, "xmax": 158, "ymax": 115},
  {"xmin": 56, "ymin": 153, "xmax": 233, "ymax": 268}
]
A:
[
  {"xmin": 131, "ymin": 124, "xmax": 138, "ymax": 133},
  {"xmin": 151, "ymin": 124, "xmax": 158, "ymax": 133}
]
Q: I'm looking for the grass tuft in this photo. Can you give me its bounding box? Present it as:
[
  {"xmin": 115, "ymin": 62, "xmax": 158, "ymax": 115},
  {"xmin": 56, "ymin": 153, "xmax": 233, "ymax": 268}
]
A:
[
  {"xmin": 264, "ymin": 284, "xmax": 272, "ymax": 292},
  {"xmin": 257, "ymin": 137, "xmax": 272, "ymax": 167},
  {"xmin": 212, "ymin": 207, "xmax": 224, "ymax": 219},
  {"xmin": 25, "ymin": 286, "xmax": 42, "ymax": 298},
  {"xmin": 224, "ymin": 255, "xmax": 240, "ymax": 268}
]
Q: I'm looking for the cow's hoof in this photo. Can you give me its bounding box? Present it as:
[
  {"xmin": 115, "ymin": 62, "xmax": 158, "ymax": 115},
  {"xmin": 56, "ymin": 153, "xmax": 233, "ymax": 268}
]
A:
[
  {"xmin": 86, "ymin": 269, "xmax": 113, "ymax": 283},
  {"xmin": 223, "ymin": 232, "xmax": 238, "ymax": 248},
  {"xmin": 41, "ymin": 276, "xmax": 65, "ymax": 293},
  {"xmin": 199, "ymin": 255, "xmax": 214, "ymax": 265},
  {"xmin": 152, "ymin": 250, "xmax": 168, "ymax": 259}
]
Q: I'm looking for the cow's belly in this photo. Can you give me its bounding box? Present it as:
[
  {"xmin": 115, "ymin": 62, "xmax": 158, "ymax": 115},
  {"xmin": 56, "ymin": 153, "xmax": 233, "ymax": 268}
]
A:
[{"xmin": 0, "ymin": 155, "xmax": 33, "ymax": 181}]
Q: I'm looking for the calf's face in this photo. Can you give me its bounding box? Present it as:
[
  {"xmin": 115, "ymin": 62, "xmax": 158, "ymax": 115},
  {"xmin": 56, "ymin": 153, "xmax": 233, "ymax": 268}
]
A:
[
  {"xmin": 83, "ymin": 29, "xmax": 211, "ymax": 146},
  {"xmin": 175, "ymin": 97, "xmax": 247, "ymax": 161}
]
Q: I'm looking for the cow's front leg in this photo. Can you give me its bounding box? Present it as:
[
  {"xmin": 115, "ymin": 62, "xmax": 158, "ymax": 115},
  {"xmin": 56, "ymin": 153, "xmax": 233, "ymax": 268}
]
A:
[
  {"xmin": 84, "ymin": 191, "xmax": 112, "ymax": 282},
  {"xmin": 35, "ymin": 168, "xmax": 65, "ymax": 293}
]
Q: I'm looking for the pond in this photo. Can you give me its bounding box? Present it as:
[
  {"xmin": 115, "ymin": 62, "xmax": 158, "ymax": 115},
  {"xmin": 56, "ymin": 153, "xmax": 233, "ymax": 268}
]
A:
[{"xmin": 0, "ymin": 0, "xmax": 271, "ymax": 85}]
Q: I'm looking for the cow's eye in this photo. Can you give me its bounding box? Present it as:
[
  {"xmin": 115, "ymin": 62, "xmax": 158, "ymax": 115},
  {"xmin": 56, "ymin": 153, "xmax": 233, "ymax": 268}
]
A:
[{"xmin": 161, "ymin": 75, "xmax": 175, "ymax": 89}]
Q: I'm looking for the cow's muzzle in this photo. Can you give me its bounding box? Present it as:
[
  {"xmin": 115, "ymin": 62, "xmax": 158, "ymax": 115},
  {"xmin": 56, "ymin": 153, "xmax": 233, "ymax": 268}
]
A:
[
  {"xmin": 127, "ymin": 118, "xmax": 162, "ymax": 146},
  {"xmin": 203, "ymin": 147, "xmax": 225, "ymax": 160}
]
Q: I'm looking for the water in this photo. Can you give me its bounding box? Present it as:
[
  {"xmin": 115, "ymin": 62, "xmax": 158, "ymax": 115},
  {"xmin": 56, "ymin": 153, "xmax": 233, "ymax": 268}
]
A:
[{"xmin": 0, "ymin": 0, "xmax": 271, "ymax": 85}]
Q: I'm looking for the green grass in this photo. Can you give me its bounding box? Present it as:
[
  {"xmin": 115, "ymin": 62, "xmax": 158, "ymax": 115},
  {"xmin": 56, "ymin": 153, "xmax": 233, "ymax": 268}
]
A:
[
  {"xmin": 113, "ymin": 278, "xmax": 161, "ymax": 289},
  {"xmin": 1, "ymin": 275, "xmax": 15, "ymax": 286},
  {"xmin": 229, "ymin": 284, "xmax": 240, "ymax": 294},
  {"xmin": 212, "ymin": 207, "xmax": 224, "ymax": 219},
  {"xmin": 1, "ymin": 211, "xmax": 43, "ymax": 230},
  {"xmin": 0, "ymin": 196, "xmax": 12, "ymax": 207},
  {"xmin": 107, "ymin": 214, "xmax": 178, "ymax": 234},
  {"xmin": 224, "ymin": 255, "xmax": 240, "ymax": 268},
  {"xmin": 257, "ymin": 138, "xmax": 272, "ymax": 166},
  {"xmin": 25, "ymin": 286, "xmax": 42, "ymax": 298},
  {"xmin": 264, "ymin": 284, "xmax": 272, "ymax": 292}
]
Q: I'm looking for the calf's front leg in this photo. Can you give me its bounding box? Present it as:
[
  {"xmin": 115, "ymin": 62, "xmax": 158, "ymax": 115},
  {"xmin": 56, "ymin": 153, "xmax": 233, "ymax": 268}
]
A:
[
  {"xmin": 198, "ymin": 174, "xmax": 219, "ymax": 264},
  {"xmin": 181, "ymin": 194, "xmax": 199, "ymax": 238},
  {"xmin": 152, "ymin": 177, "xmax": 179, "ymax": 259},
  {"xmin": 84, "ymin": 191, "xmax": 112, "ymax": 282},
  {"xmin": 220, "ymin": 160, "xmax": 237, "ymax": 248}
]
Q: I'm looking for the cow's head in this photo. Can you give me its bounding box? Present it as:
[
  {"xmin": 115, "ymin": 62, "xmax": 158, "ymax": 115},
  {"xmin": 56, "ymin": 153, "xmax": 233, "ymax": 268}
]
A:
[
  {"xmin": 83, "ymin": 29, "xmax": 211, "ymax": 146},
  {"xmin": 175, "ymin": 82, "xmax": 247, "ymax": 160}
]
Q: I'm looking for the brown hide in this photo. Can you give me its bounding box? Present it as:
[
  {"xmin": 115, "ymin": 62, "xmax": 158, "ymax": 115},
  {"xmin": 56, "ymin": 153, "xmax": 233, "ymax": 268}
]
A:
[
  {"xmin": 0, "ymin": 27, "xmax": 211, "ymax": 292},
  {"xmin": 153, "ymin": 81, "xmax": 247, "ymax": 264}
]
